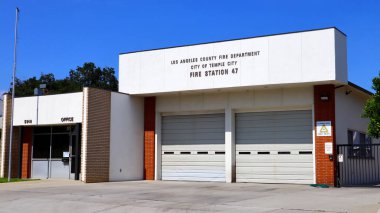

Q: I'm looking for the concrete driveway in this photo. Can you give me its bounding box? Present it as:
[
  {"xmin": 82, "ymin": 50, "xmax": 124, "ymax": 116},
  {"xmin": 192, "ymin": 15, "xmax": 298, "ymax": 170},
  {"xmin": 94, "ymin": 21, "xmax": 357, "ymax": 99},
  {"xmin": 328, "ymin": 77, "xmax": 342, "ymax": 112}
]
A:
[{"xmin": 0, "ymin": 180, "xmax": 379, "ymax": 213}]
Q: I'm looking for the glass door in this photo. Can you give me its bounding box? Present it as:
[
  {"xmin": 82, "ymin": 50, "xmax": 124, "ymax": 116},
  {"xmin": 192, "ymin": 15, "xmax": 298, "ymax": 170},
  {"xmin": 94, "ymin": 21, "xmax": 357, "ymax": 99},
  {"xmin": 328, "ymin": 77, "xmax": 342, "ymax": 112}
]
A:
[
  {"xmin": 50, "ymin": 133, "xmax": 70, "ymax": 179},
  {"xmin": 31, "ymin": 125, "xmax": 80, "ymax": 180},
  {"xmin": 31, "ymin": 134, "xmax": 50, "ymax": 179}
]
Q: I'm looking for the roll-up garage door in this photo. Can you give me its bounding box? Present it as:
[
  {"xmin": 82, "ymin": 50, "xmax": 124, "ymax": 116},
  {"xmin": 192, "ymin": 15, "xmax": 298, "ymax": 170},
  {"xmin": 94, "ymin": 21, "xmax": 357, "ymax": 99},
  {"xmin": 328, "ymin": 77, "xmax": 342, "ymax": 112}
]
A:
[
  {"xmin": 236, "ymin": 110, "xmax": 313, "ymax": 184},
  {"xmin": 161, "ymin": 113, "xmax": 225, "ymax": 182}
]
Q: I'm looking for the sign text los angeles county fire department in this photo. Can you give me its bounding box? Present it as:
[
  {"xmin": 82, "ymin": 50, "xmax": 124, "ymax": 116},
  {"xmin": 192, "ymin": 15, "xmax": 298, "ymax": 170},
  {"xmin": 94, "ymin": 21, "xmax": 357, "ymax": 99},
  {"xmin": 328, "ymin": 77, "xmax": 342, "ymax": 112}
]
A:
[{"xmin": 170, "ymin": 51, "xmax": 261, "ymax": 78}]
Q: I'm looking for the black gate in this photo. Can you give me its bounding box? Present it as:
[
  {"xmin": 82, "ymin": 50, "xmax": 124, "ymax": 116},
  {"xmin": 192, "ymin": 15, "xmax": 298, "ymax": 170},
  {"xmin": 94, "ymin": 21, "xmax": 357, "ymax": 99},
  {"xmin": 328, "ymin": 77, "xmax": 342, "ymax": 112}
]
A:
[{"xmin": 337, "ymin": 144, "xmax": 380, "ymax": 186}]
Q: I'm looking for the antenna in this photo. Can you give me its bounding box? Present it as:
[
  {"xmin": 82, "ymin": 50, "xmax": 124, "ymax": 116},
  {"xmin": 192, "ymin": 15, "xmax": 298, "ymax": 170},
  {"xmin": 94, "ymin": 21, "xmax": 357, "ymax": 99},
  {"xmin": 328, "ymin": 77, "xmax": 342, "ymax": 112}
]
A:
[{"xmin": 8, "ymin": 7, "xmax": 20, "ymax": 182}]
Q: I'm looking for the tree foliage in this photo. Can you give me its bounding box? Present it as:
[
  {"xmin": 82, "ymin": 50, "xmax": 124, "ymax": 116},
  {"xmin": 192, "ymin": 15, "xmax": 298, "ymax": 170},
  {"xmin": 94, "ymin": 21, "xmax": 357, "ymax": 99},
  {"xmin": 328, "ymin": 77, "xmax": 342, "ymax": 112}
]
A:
[
  {"xmin": 363, "ymin": 73, "xmax": 380, "ymax": 138},
  {"xmin": 12, "ymin": 62, "xmax": 118, "ymax": 97}
]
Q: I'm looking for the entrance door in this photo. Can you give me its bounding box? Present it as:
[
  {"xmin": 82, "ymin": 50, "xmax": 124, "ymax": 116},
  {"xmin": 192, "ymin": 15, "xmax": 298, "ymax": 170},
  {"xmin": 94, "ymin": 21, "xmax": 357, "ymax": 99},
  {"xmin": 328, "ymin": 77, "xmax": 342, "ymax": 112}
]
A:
[
  {"xmin": 50, "ymin": 133, "xmax": 70, "ymax": 178},
  {"xmin": 31, "ymin": 125, "xmax": 81, "ymax": 180},
  {"xmin": 31, "ymin": 133, "xmax": 50, "ymax": 179}
]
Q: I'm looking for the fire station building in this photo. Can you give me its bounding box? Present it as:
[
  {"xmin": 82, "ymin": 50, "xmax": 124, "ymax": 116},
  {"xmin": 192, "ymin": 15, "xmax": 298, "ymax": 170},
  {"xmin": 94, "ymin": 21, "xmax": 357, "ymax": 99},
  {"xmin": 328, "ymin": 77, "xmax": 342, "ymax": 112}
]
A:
[{"xmin": 0, "ymin": 27, "xmax": 375, "ymax": 186}]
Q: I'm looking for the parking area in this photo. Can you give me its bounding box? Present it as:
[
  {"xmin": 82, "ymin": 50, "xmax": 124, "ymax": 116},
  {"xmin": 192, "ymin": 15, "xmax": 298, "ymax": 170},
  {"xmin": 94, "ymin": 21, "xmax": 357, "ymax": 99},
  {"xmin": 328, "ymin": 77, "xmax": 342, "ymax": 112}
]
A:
[{"xmin": 0, "ymin": 180, "xmax": 379, "ymax": 213}]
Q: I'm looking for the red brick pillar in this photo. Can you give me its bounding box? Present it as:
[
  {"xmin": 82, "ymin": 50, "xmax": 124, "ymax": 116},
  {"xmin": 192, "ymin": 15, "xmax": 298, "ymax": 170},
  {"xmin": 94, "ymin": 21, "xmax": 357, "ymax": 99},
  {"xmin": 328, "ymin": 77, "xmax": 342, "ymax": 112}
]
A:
[
  {"xmin": 144, "ymin": 97, "xmax": 156, "ymax": 180},
  {"xmin": 314, "ymin": 85, "xmax": 336, "ymax": 186},
  {"xmin": 21, "ymin": 127, "xmax": 33, "ymax": 179}
]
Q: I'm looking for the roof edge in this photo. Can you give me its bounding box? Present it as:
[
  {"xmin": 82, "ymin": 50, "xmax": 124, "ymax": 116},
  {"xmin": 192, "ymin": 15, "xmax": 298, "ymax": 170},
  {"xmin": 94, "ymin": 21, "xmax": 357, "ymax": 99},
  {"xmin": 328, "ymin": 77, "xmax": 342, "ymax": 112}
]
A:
[
  {"xmin": 119, "ymin": 27, "xmax": 346, "ymax": 55},
  {"xmin": 348, "ymin": 81, "xmax": 373, "ymax": 96}
]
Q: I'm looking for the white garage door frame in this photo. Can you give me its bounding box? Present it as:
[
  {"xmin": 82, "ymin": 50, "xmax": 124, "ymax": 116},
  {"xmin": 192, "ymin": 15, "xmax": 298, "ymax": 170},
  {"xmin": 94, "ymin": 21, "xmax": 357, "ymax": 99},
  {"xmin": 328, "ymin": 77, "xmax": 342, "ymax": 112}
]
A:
[{"xmin": 234, "ymin": 107, "xmax": 316, "ymax": 184}]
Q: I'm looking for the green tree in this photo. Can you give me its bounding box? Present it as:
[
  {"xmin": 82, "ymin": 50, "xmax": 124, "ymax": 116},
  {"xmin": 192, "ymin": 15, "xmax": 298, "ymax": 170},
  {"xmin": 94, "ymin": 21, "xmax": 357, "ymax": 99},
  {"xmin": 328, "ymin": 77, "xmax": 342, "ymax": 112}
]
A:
[
  {"xmin": 363, "ymin": 74, "xmax": 380, "ymax": 138},
  {"xmin": 69, "ymin": 62, "xmax": 118, "ymax": 91},
  {"xmin": 13, "ymin": 76, "xmax": 41, "ymax": 97},
  {"xmin": 11, "ymin": 62, "xmax": 118, "ymax": 97}
]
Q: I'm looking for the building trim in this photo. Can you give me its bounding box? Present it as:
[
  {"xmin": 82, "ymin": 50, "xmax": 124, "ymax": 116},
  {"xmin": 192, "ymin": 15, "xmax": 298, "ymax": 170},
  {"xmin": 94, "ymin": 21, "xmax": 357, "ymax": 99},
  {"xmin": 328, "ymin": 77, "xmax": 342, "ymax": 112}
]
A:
[{"xmin": 347, "ymin": 81, "xmax": 373, "ymax": 96}]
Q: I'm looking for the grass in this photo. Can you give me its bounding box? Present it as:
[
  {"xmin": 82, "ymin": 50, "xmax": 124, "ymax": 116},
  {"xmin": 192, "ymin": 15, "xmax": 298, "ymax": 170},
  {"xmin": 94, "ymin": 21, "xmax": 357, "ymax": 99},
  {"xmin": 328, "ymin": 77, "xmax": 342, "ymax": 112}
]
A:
[{"xmin": 0, "ymin": 177, "xmax": 37, "ymax": 183}]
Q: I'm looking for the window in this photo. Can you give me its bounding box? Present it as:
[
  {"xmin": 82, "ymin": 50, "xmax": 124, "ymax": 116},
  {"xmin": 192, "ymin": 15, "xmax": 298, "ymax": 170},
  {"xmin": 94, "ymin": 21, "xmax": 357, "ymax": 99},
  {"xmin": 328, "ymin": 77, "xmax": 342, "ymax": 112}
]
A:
[
  {"xmin": 347, "ymin": 130, "xmax": 372, "ymax": 158},
  {"xmin": 33, "ymin": 135, "xmax": 50, "ymax": 158}
]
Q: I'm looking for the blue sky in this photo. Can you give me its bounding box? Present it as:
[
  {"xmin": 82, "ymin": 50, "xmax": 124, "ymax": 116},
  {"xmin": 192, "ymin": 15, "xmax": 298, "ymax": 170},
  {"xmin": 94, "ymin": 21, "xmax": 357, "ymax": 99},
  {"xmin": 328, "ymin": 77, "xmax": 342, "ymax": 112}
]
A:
[{"xmin": 0, "ymin": 0, "xmax": 379, "ymax": 94}]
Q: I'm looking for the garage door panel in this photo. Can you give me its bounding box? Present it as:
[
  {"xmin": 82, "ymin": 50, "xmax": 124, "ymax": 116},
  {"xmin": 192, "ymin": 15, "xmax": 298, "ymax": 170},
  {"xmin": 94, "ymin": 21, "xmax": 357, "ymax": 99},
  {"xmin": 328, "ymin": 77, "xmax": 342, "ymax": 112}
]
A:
[
  {"xmin": 236, "ymin": 110, "xmax": 313, "ymax": 184},
  {"xmin": 236, "ymin": 166, "xmax": 313, "ymax": 173},
  {"xmin": 162, "ymin": 165, "xmax": 224, "ymax": 171},
  {"xmin": 236, "ymin": 155, "xmax": 313, "ymax": 163},
  {"xmin": 236, "ymin": 179, "xmax": 313, "ymax": 184},
  {"xmin": 162, "ymin": 144, "xmax": 224, "ymax": 151},
  {"xmin": 237, "ymin": 125, "xmax": 312, "ymax": 132},
  {"xmin": 162, "ymin": 113, "xmax": 225, "ymax": 182},
  {"xmin": 237, "ymin": 117, "xmax": 311, "ymax": 125},
  {"xmin": 162, "ymin": 128, "xmax": 224, "ymax": 134},
  {"xmin": 162, "ymin": 122, "xmax": 224, "ymax": 130},
  {"xmin": 163, "ymin": 132, "xmax": 225, "ymax": 141},
  {"xmin": 236, "ymin": 174, "xmax": 314, "ymax": 180},
  {"xmin": 237, "ymin": 132, "xmax": 312, "ymax": 140},
  {"xmin": 239, "ymin": 139, "xmax": 311, "ymax": 144},
  {"xmin": 162, "ymin": 176, "xmax": 225, "ymax": 182},
  {"xmin": 162, "ymin": 171, "xmax": 225, "ymax": 177},
  {"xmin": 162, "ymin": 161, "xmax": 225, "ymax": 166},
  {"xmin": 236, "ymin": 144, "xmax": 313, "ymax": 151},
  {"xmin": 236, "ymin": 162, "xmax": 313, "ymax": 168},
  {"xmin": 162, "ymin": 155, "xmax": 225, "ymax": 162}
]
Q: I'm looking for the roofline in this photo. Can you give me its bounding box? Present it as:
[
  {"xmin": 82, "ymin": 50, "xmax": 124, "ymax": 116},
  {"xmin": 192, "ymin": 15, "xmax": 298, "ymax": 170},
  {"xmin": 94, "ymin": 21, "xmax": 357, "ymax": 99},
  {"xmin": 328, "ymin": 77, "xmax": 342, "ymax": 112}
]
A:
[
  {"xmin": 5, "ymin": 91, "xmax": 83, "ymax": 99},
  {"xmin": 348, "ymin": 81, "xmax": 373, "ymax": 96},
  {"xmin": 119, "ymin": 27, "xmax": 346, "ymax": 55}
]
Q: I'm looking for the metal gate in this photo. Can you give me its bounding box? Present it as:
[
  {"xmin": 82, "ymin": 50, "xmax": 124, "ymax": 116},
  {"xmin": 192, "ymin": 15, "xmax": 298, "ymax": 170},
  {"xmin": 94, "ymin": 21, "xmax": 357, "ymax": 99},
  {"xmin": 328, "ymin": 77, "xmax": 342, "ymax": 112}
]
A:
[{"xmin": 337, "ymin": 144, "xmax": 380, "ymax": 186}]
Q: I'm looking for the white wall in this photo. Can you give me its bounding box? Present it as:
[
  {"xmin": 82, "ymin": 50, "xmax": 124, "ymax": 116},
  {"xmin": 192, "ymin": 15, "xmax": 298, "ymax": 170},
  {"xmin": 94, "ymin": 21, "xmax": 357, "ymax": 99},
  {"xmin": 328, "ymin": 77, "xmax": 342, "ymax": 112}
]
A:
[
  {"xmin": 335, "ymin": 86, "xmax": 373, "ymax": 144},
  {"xmin": 156, "ymin": 86, "xmax": 313, "ymax": 113},
  {"xmin": 109, "ymin": 92, "xmax": 144, "ymax": 181},
  {"xmin": 334, "ymin": 30, "xmax": 348, "ymax": 84},
  {"xmin": 120, "ymin": 28, "xmax": 347, "ymax": 95},
  {"xmin": 13, "ymin": 92, "xmax": 83, "ymax": 126}
]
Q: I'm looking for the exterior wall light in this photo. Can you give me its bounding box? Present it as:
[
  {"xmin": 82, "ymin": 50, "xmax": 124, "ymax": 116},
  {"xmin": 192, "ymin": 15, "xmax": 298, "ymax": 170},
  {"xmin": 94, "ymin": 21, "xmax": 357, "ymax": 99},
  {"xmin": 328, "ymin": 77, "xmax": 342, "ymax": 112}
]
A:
[{"xmin": 320, "ymin": 96, "xmax": 329, "ymax": 101}]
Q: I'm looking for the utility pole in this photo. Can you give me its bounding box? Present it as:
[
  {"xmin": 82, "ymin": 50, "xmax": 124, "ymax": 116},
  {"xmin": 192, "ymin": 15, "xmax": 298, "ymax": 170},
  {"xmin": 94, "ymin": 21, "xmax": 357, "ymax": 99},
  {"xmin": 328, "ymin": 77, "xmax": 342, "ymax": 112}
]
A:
[{"xmin": 8, "ymin": 7, "xmax": 20, "ymax": 182}]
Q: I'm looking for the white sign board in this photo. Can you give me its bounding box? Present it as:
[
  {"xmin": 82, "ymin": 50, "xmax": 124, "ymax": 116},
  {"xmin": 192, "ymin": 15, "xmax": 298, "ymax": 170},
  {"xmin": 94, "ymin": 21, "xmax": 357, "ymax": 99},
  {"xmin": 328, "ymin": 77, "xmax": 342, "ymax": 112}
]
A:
[
  {"xmin": 338, "ymin": 154, "xmax": 344, "ymax": 162},
  {"xmin": 119, "ymin": 28, "xmax": 347, "ymax": 95},
  {"xmin": 324, "ymin": 142, "xmax": 333, "ymax": 155},
  {"xmin": 316, "ymin": 121, "xmax": 332, "ymax": 136},
  {"xmin": 13, "ymin": 92, "xmax": 83, "ymax": 126}
]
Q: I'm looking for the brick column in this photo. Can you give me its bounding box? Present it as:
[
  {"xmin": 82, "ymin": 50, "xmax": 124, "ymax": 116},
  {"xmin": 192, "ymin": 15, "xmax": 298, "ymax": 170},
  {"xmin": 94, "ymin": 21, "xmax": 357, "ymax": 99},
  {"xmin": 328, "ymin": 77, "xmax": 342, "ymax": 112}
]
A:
[
  {"xmin": 0, "ymin": 93, "xmax": 21, "ymax": 178},
  {"xmin": 314, "ymin": 85, "xmax": 336, "ymax": 186},
  {"xmin": 81, "ymin": 88, "xmax": 111, "ymax": 183},
  {"xmin": 144, "ymin": 97, "xmax": 156, "ymax": 180},
  {"xmin": 21, "ymin": 127, "xmax": 33, "ymax": 179}
]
